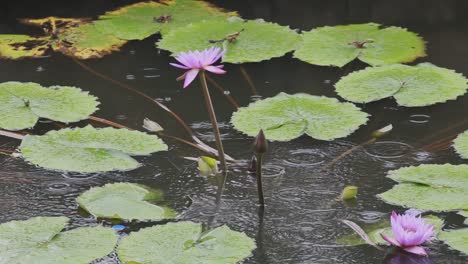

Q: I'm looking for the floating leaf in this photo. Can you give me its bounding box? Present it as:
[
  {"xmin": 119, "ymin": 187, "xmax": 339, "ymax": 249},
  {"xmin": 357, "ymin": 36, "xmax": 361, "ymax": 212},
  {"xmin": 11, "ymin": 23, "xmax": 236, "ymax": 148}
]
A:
[
  {"xmin": 439, "ymin": 228, "xmax": 468, "ymax": 254},
  {"xmin": 158, "ymin": 18, "xmax": 301, "ymax": 63},
  {"xmin": 378, "ymin": 164, "xmax": 468, "ymax": 211},
  {"xmin": 335, "ymin": 63, "xmax": 468, "ymax": 106},
  {"xmin": 0, "ymin": 216, "xmax": 118, "ymax": 264},
  {"xmin": 453, "ymin": 130, "xmax": 468, "ymax": 159},
  {"xmin": 293, "ymin": 23, "xmax": 425, "ymax": 67},
  {"xmin": 340, "ymin": 186, "xmax": 358, "ymax": 200},
  {"xmin": 0, "ymin": 81, "xmax": 99, "ymax": 130},
  {"xmin": 0, "ymin": 35, "xmax": 49, "ymax": 59},
  {"xmin": 19, "ymin": 125, "xmax": 168, "ymax": 172},
  {"xmin": 77, "ymin": 182, "xmax": 176, "ymax": 220},
  {"xmin": 117, "ymin": 221, "xmax": 256, "ymax": 264},
  {"xmin": 94, "ymin": 0, "xmax": 237, "ymax": 40},
  {"xmin": 231, "ymin": 93, "xmax": 369, "ymax": 141}
]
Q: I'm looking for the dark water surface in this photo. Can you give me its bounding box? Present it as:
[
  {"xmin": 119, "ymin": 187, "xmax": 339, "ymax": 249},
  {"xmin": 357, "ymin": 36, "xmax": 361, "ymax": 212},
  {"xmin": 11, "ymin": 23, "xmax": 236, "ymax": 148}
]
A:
[{"xmin": 0, "ymin": 1, "xmax": 467, "ymax": 263}]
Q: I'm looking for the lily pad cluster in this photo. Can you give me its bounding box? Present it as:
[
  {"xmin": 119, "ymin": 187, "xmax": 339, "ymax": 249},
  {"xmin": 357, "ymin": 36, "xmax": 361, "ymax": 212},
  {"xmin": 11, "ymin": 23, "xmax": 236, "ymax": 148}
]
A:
[
  {"xmin": 0, "ymin": 81, "xmax": 99, "ymax": 130},
  {"xmin": 19, "ymin": 125, "xmax": 168, "ymax": 172},
  {"xmin": 378, "ymin": 164, "xmax": 468, "ymax": 211},
  {"xmin": 77, "ymin": 182, "xmax": 176, "ymax": 221},
  {"xmin": 439, "ymin": 228, "xmax": 468, "ymax": 254},
  {"xmin": 453, "ymin": 130, "xmax": 468, "ymax": 159},
  {"xmin": 231, "ymin": 92, "xmax": 369, "ymax": 141},
  {"xmin": 335, "ymin": 63, "xmax": 468, "ymax": 106},
  {"xmin": 294, "ymin": 23, "xmax": 426, "ymax": 67}
]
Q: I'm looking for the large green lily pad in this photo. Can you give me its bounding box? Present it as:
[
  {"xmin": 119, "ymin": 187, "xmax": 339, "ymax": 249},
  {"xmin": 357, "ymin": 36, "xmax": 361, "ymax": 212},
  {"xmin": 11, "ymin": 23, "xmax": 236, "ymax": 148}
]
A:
[
  {"xmin": 231, "ymin": 92, "xmax": 369, "ymax": 141},
  {"xmin": 294, "ymin": 23, "xmax": 426, "ymax": 67},
  {"xmin": 0, "ymin": 81, "xmax": 99, "ymax": 130},
  {"xmin": 0, "ymin": 216, "xmax": 118, "ymax": 264},
  {"xmin": 453, "ymin": 130, "xmax": 468, "ymax": 159},
  {"xmin": 439, "ymin": 228, "xmax": 468, "ymax": 254},
  {"xmin": 378, "ymin": 164, "xmax": 468, "ymax": 211},
  {"xmin": 117, "ymin": 221, "xmax": 256, "ymax": 264},
  {"xmin": 158, "ymin": 18, "xmax": 301, "ymax": 63},
  {"xmin": 19, "ymin": 125, "xmax": 168, "ymax": 172},
  {"xmin": 94, "ymin": 0, "xmax": 238, "ymax": 40},
  {"xmin": 77, "ymin": 182, "xmax": 176, "ymax": 220},
  {"xmin": 0, "ymin": 17, "xmax": 126, "ymax": 59},
  {"xmin": 335, "ymin": 63, "xmax": 468, "ymax": 106}
]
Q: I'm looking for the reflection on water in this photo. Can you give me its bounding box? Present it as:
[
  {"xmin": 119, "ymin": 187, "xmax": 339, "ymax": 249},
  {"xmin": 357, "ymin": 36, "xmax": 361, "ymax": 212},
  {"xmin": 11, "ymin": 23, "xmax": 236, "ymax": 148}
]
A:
[{"xmin": 0, "ymin": 0, "xmax": 467, "ymax": 263}]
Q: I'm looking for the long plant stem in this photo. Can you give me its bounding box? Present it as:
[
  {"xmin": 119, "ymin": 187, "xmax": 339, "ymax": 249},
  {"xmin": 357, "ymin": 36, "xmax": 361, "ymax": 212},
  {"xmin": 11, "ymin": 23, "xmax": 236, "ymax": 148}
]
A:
[
  {"xmin": 205, "ymin": 75, "xmax": 239, "ymax": 109},
  {"xmin": 199, "ymin": 71, "xmax": 227, "ymax": 171},
  {"xmin": 239, "ymin": 66, "xmax": 258, "ymax": 96},
  {"xmin": 256, "ymin": 154, "xmax": 265, "ymax": 206},
  {"xmin": 0, "ymin": 130, "xmax": 24, "ymax": 140}
]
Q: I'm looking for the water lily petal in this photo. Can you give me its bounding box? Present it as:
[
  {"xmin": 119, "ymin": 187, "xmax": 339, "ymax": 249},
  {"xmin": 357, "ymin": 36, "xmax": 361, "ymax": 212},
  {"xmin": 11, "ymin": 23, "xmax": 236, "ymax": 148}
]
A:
[
  {"xmin": 204, "ymin": 65, "xmax": 226, "ymax": 74},
  {"xmin": 183, "ymin": 69, "xmax": 200, "ymax": 88},
  {"xmin": 381, "ymin": 233, "xmax": 401, "ymax": 247},
  {"xmin": 403, "ymin": 246, "xmax": 428, "ymax": 256},
  {"xmin": 170, "ymin": 63, "xmax": 190, "ymax": 69}
]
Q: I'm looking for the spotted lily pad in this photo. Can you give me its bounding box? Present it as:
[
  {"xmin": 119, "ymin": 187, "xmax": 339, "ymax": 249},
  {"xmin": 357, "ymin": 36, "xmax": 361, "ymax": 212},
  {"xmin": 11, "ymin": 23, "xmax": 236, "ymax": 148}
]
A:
[
  {"xmin": 439, "ymin": 228, "xmax": 468, "ymax": 254},
  {"xmin": 335, "ymin": 63, "xmax": 468, "ymax": 106},
  {"xmin": 453, "ymin": 130, "xmax": 468, "ymax": 159},
  {"xmin": 158, "ymin": 18, "xmax": 301, "ymax": 63},
  {"xmin": 0, "ymin": 216, "xmax": 118, "ymax": 264},
  {"xmin": 94, "ymin": 0, "xmax": 237, "ymax": 40},
  {"xmin": 77, "ymin": 182, "xmax": 176, "ymax": 220},
  {"xmin": 0, "ymin": 81, "xmax": 99, "ymax": 131},
  {"xmin": 0, "ymin": 17, "xmax": 126, "ymax": 59},
  {"xmin": 378, "ymin": 164, "xmax": 468, "ymax": 211},
  {"xmin": 294, "ymin": 23, "xmax": 425, "ymax": 67},
  {"xmin": 117, "ymin": 221, "xmax": 256, "ymax": 264},
  {"xmin": 19, "ymin": 125, "xmax": 168, "ymax": 172},
  {"xmin": 231, "ymin": 92, "xmax": 369, "ymax": 141}
]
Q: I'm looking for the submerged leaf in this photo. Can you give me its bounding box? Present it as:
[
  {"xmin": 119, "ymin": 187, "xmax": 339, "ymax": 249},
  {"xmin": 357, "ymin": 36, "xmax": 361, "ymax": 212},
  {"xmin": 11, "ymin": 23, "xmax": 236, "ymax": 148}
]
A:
[
  {"xmin": 439, "ymin": 228, "xmax": 468, "ymax": 254},
  {"xmin": 453, "ymin": 130, "xmax": 468, "ymax": 159},
  {"xmin": 94, "ymin": 0, "xmax": 237, "ymax": 40},
  {"xmin": 294, "ymin": 23, "xmax": 425, "ymax": 67},
  {"xmin": 0, "ymin": 216, "xmax": 118, "ymax": 264},
  {"xmin": 231, "ymin": 92, "xmax": 369, "ymax": 141},
  {"xmin": 158, "ymin": 18, "xmax": 301, "ymax": 63},
  {"xmin": 116, "ymin": 221, "xmax": 256, "ymax": 264},
  {"xmin": 378, "ymin": 164, "xmax": 468, "ymax": 211},
  {"xmin": 335, "ymin": 63, "xmax": 468, "ymax": 106},
  {"xmin": 0, "ymin": 81, "xmax": 99, "ymax": 130},
  {"xmin": 77, "ymin": 182, "xmax": 176, "ymax": 220},
  {"xmin": 19, "ymin": 125, "xmax": 168, "ymax": 172}
]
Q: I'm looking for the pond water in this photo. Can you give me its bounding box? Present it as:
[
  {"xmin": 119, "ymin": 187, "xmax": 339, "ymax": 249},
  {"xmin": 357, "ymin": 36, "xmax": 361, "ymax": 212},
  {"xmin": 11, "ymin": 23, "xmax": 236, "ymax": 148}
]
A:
[{"xmin": 0, "ymin": 0, "xmax": 467, "ymax": 263}]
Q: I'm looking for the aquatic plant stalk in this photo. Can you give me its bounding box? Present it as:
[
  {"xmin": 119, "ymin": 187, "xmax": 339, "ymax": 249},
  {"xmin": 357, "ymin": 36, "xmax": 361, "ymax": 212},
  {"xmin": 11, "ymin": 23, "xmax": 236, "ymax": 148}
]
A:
[
  {"xmin": 0, "ymin": 129, "xmax": 25, "ymax": 140},
  {"xmin": 254, "ymin": 129, "xmax": 268, "ymax": 206},
  {"xmin": 206, "ymin": 75, "xmax": 239, "ymax": 109},
  {"xmin": 199, "ymin": 71, "xmax": 228, "ymax": 171}
]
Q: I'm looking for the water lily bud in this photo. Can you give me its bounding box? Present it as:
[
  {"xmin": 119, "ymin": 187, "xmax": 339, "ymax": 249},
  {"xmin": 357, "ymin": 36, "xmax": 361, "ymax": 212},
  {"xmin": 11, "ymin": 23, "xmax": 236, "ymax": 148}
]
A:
[
  {"xmin": 340, "ymin": 186, "xmax": 358, "ymax": 200},
  {"xmin": 198, "ymin": 156, "xmax": 218, "ymax": 175},
  {"xmin": 254, "ymin": 129, "xmax": 268, "ymax": 154},
  {"xmin": 372, "ymin": 124, "xmax": 393, "ymax": 138}
]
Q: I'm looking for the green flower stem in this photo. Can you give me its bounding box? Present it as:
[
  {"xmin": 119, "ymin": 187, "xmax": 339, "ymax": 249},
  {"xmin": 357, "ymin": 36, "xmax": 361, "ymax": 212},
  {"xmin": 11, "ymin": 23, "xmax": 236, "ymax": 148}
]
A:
[
  {"xmin": 0, "ymin": 129, "xmax": 24, "ymax": 140},
  {"xmin": 255, "ymin": 153, "xmax": 265, "ymax": 206},
  {"xmin": 199, "ymin": 71, "xmax": 227, "ymax": 171}
]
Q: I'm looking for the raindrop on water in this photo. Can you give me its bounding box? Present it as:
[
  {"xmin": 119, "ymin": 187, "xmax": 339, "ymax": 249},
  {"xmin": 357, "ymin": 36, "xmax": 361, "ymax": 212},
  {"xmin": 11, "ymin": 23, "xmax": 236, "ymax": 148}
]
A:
[
  {"xmin": 409, "ymin": 114, "xmax": 431, "ymax": 124},
  {"xmin": 126, "ymin": 74, "xmax": 135, "ymax": 80}
]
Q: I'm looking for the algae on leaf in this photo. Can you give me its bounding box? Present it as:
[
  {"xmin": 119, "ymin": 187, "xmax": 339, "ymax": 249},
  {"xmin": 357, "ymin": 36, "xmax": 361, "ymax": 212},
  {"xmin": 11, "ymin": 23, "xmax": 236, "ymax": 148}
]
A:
[
  {"xmin": 439, "ymin": 228, "xmax": 468, "ymax": 255},
  {"xmin": 94, "ymin": 0, "xmax": 238, "ymax": 40},
  {"xmin": 378, "ymin": 164, "xmax": 468, "ymax": 211},
  {"xmin": 294, "ymin": 23, "xmax": 425, "ymax": 67},
  {"xmin": 231, "ymin": 93, "xmax": 369, "ymax": 141},
  {"xmin": 0, "ymin": 81, "xmax": 99, "ymax": 130},
  {"xmin": 453, "ymin": 130, "xmax": 468, "ymax": 159},
  {"xmin": 77, "ymin": 182, "xmax": 176, "ymax": 221},
  {"xmin": 19, "ymin": 125, "xmax": 168, "ymax": 172},
  {"xmin": 335, "ymin": 63, "xmax": 468, "ymax": 106},
  {"xmin": 117, "ymin": 221, "xmax": 256, "ymax": 264},
  {"xmin": 158, "ymin": 18, "xmax": 301, "ymax": 63},
  {"xmin": 0, "ymin": 216, "xmax": 118, "ymax": 264}
]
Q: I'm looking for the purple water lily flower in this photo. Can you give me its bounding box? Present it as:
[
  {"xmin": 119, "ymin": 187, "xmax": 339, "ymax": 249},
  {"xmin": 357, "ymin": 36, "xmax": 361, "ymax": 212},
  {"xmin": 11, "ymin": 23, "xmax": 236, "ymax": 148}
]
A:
[
  {"xmin": 170, "ymin": 47, "xmax": 226, "ymax": 88},
  {"xmin": 381, "ymin": 211, "xmax": 435, "ymax": 256}
]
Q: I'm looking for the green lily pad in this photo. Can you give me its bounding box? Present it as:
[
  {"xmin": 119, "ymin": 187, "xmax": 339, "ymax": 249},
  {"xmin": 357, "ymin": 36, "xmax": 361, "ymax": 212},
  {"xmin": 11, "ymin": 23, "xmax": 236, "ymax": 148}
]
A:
[
  {"xmin": 77, "ymin": 182, "xmax": 176, "ymax": 220},
  {"xmin": 19, "ymin": 125, "xmax": 168, "ymax": 172},
  {"xmin": 94, "ymin": 0, "xmax": 238, "ymax": 40},
  {"xmin": 0, "ymin": 35, "xmax": 49, "ymax": 59},
  {"xmin": 231, "ymin": 92, "xmax": 369, "ymax": 141},
  {"xmin": 293, "ymin": 23, "xmax": 426, "ymax": 67},
  {"xmin": 378, "ymin": 164, "xmax": 468, "ymax": 211},
  {"xmin": 453, "ymin": 130, "xmax": 468, "ymax": 159},
  {"xmin": 117, "ymin": 221, "xmax": 256, "ymax": 264},
  {"xmin": 0, "ymin": 81, "xmax": 99, "ymax": 131},
  {"xmin": 0, "ymin": 216, "xmax": 118, "ymax": 264},
  {"xmin": 158, "ymin": 18, "xmax": 301, "ymax": 63},
  {"xmin": 439, "ymin": 228, "xmax": 468, "ymax": 254},
  {"xmin": 335, "ymin": 63, "xmax": 468, "ymax": 106}
]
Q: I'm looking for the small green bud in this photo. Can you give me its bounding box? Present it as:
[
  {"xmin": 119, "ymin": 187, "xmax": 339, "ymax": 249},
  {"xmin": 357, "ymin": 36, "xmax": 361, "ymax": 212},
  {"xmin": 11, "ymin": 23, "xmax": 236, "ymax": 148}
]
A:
[{"xmin": 340, "ymin": 186, "xmax": 358, "ymax": 200}]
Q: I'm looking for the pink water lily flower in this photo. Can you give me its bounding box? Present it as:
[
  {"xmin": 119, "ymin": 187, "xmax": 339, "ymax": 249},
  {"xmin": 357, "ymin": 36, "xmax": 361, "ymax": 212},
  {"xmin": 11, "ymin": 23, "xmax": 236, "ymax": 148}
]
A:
[
  {"xmin": 170, "ymin": 47, "xmax": 226, "ymax": 88},
  {"xmin": 381, "ymin": 211, "xmax": 435, "ymax": 256}
]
